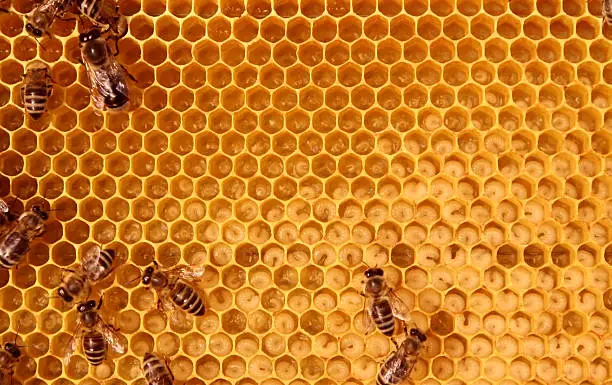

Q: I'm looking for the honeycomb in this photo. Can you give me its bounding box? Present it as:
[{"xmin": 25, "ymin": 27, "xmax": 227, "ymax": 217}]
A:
[{"xmin": 1, "ymin": 0, "xmax": 612, "ymax": 384}]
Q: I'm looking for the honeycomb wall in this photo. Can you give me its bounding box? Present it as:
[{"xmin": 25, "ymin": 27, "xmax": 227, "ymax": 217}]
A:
[{"xmin": 0, "ymin": 0, "xmax": 611, "ymax": 384}]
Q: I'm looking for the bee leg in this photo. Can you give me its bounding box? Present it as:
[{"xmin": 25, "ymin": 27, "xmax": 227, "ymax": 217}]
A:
[
  {"xmin": 120, "ymin": 64, "xmax": 137, "ymax": 82},
  {"xmin": 164, "ymin": 357, "xmax": 175, "ymax": 380},
  {"xmin": 391, "ymin": 337, "xmax": 399, "ymax": 350}
]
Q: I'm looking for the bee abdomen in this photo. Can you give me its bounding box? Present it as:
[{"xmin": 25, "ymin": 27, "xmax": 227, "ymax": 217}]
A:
[
  {"xmin": 79, "ymin": 0, "xmax": 101, "ymax": 20},
  {"xmin": 0, "ymin": 232, "xmax": 28, "ymax": 269},
  {"xmin": 143, "ymin": 353, "xmax": 173, "ymax": 385},
  {"xmin": 23, "ymin": 86, "xmax": 49, "ymax": 113},
  {"xmin": 377, "ymin": 364, "xmax": 405, "ymax": 385},
  {"xmin": 171, "ymin": 282, "xmax": 205, "ymax": 316},
  {"xmin": 83, "ymin": 332, "xmax": 106, "ymax": 366},
  {"xmin": 372, "ymin": 300, "xmax": 395, "ymax": 336}
]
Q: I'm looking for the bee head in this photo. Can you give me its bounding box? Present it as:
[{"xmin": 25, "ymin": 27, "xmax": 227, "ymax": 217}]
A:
[
  {"xmin": 5, "ymin": 211, "xmax": 16, "ymax": 222},
  {"xmin": 410, "ymin": 328, "xmax": 427, "ymax": 342},
  {"xmin": 105, "ymin": 93, "xmax": 129, "ymax": 110},
  {"xmin": 77, "ymin": 300, "xmax": 97, "ymax": 313},
  {"xmin": 4, "ymin": 343, "xmax": 21, "ymax": 358},
  {"xmin": 32, "ymin": 206, "xmax": 48, "ymax": 220},
  {"xmin": 25, "ymin": 22, "xmax": 44, "ymax": 37},
  {"xmin": 364, "ymin": 268, "xmax": 384, "ymax": 278},
  {"xmin": 57, "ymin": 287, "xmax": 73, "ymax": 303},
  {"xmin": 79, "ymin": 29, "xmax": 101, "ymax": 44},
  {"xmin": 142, "ymin": 266, "xmax": 154, "ymax": 285}
]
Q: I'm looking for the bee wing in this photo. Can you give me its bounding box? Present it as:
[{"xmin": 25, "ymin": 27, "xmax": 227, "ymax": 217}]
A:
[
  {"xmin": 361, "ymin": 295, "xmax": 375, "ymax": 334},
  {"xmin": 99, "ymin": 320, "xmax": 126, "ymax": 354},
  {"xmin": 63, "ymin": 334, "xmax": 78, "ymax": 367},
  {"xmin": 108, "ymin": 58, "xmax": 129, "ymax": 99},
  {"xmin": 81, "ymin": 244, "xmax": 101, "ymax": 265},
  {"xmin": 389, "ymin": 290, "xmax": 412, "ymax": 322},
  {"xmin": 84, "ymin": 62, "xmax": 107, "ymax": 110},
  {"xmin": 166, "ymin": 265, "xmax": 206, "ymax": 282}
]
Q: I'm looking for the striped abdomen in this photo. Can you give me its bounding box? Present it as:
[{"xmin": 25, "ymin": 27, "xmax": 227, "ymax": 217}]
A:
[
  {"xmin": 82, "ymin": 331, "xmax": 106, "ymax": 366},
  {"xmin": 0, "ymin": 232, "xmax": 29, "ymax": 269},
  {"xmin": 78, "ymin": 0, "xmax": 101, "ymax": 21},
  {"xmin": 61, "ymin": 271, "xmax": 89, "ymax": 302},
  {"xmin": 143, "ymin": 353, "xmax": 173, "ymax": 385},
  {"xmin": 170, "ymin": 281, "xmax": 205, "ymax": 316},
  {"xmin": 23, "ymin": 83, "xmax": 50, "ymax": 120},
  {"xmin": 371, "ymin": 297, "xmax": 395, "ymax": 336},
  {"xmin": 83, "ymin": 249, "xmax": 114, "ymax": 281},
  {"xmin": 376, "ymin": 356, "xmax": 411, "ymax": 385}
]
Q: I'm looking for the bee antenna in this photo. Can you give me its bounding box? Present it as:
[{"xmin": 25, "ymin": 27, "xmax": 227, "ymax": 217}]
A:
[{"xmin": 33, "ymin": 36, "xmax": 47, "ymax": 52}]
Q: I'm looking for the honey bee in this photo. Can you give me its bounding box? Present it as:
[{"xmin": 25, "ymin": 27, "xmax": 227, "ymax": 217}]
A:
[
  {"xmin": 69, "ymin": 298, "xmax": 125, "ymax": 366},
  {"xmin": 79, "ymin": 28, "xmax": 131, "ymax": 111},
  {"xmin": 0, "ymin": 206, "xmax": 47, "ymax": 270},
  {"xmin": 57, "ymin": 245, "xmax": 118, "ymax": 304},
  {"xmin": 362, "ymin": 268, "xmax": 411, "ymax": 336},
  {"xmin": 0, "ymin": 198, "xmax": 17, "ymax": 239},
  {"xmin": 143, "ymin": 352, "xmax": 174, "ymax": 385},
  {"xmin": 21, "ymin": 61, "xmax": 53, "ymax": 120},
  {"xmin": 604, "ymin": 0, "xmax": 612, "ymax": 25},
  {"xmin": 76, "ymin": 0, "xmax": 128, "ymax": 38},
  {"xmin": 142, "ymin": 262, "xmax": 206, "ymax": 316},
  {"xmin": 25, "ymin": 0, "xmax": 72, "ymax": 38},
  {"xmin": 0, "ymin": 341, "xmax": 22, "ymax": 385},
  {"xmin": 377, "ymin": 328, "xmax": 427, "ymax": 385}
]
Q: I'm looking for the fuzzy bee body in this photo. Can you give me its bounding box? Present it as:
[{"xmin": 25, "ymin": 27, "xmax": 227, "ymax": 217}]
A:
[
  {"xmin": 79, "ymin": 29, "xmax": 130, "ymax": 111},
  {"xmin": 142, "ymin": 263, "xmax": 206, "ymax": 316},
  {"xmin": 377, "ymin": 329, "xmax": 426, "ymax": 385},
  {"xmin": 0, "ymin": 207, "xmax": 47, "ymax": 270},
  {"xmin": 70, "ymin": 299, "xmax": 125, "ymax": 367},
  {"xmin": 370, "ymin": 297, "xmax": 395, "ymax": 336},
  {"xmin": 82, "ymin": 248, "xmax": 116, "ymax": 281},
  {"xmin": 0, "ymin": 343, "xmax": 21, "ymax": 376},
  {"xmin": 25, "ymin": 0, "xmax": 71, "ymax": 38},
  {"xmin": 58, "ymin": 269, "xmax": 90, "ymax": 304},
  {"xmin": 58, "ymin": 246, "xmax": 117, "ymax": 304},
  {"xmin": 82, "ymin": 331, "xmax": 106, "ymax": 366},
  {"xmin": 77, "ymin": 0, "xmax": 128, "ymax": 38},
  {"xmin": 170, "ymin": 281, "xmax": 206, "ymax": 316},
  {"xmin": 363, "ymin": 268, "xmax": 410, "ymax": 336},
  {"xmin": 143, "ymin": 352, "xmax": 173, "ymax": 385},
  {"xmin": 21, "ymin": 61, "xmax": 52, "ymax": 120}
]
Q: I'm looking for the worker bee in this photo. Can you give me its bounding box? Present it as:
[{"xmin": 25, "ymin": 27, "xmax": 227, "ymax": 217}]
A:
[
  {"xmin": 143, "ymin": 352, "xmax": 174, "ymax": 385},
  {"xmin": 25, "ymin": 0, "xmax": 72, "ymax": 38},
  {"xmin": 21, "ymin": 61, "xmax": 53, "ymax": 120},
  {"xmin": 142, "ymin": 262, "xmax": 206, "ymax": 316},
  {"xmin": 0, "ymin": 198, "xmax": 17, "ymax": 239},
  {"xmin": 362, "ymin": 268, "xmax": 411, "ymax": 336},
  {"xmin": 377, "ymin": 328, "xmax": 427, "ymax": 385},
  {"xmin": 604, "ymin": 0, "xmax": 612, "ymax": 25},
  {"xmin": 57, "ymin": 245, "xmax": 118, "ymax": 304},
  {"xmin": 69, "ymin": 298, "xmax": 125, "ymax": 366},
  {"xmin": 79, "ymin": 28, "xmax": 131, "ymax": 111},
  {"xmin": 76, "ymin": 0, "xmax": 128, "ymax": 38},
  {"xmin": 0, "ymin": 341, "xmax": 22, "ymax": 385},
  {"xmin": 0, "ymin": 206, "xmax": 47, "ymax": 270}
]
